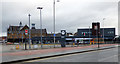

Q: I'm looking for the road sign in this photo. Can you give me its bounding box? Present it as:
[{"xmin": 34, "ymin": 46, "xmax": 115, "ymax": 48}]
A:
[
  {"xmin": 61, "ymin": 30, "xmax": 66, "ymax": 36},
  {"xmin": 84, "ymin": 33, "xmax": 85, "ymax": 36},
  {"xmin": 54, "ymin": 34, "xmax": 56, "ymax": 37},
  {"xmin": 25, "ymin": 29, "xmax": 28, "ymax": 35}
]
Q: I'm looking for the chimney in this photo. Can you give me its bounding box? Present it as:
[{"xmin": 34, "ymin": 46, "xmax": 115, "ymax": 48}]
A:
[{"xmin": 19, "ymin": 22, "xmax": 22, "ymax": 27}]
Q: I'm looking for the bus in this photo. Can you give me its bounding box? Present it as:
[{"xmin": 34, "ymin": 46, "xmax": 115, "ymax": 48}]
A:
[
  {"xmin": 75, "ymin": 38, "xmax": 92, "ymax": 44},
  {"xmin": 90, "ymin": 38, "xmax": 104, "ymax": 44},
  {"xmin": 75, "ymin": 38, "xmax": 104, "ymax": 45}
]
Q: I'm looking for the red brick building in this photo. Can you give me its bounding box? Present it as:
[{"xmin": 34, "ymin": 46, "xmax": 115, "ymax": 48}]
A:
[{"xmin": 7, "ymin": 22, "xmax": 47, "ymax": 42}]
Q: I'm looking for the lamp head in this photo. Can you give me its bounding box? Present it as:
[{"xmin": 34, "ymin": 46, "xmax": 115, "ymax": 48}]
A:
[
  {"xmin": 37, "ymin": 7, "xmax": 43, "ymax": 9},
  {"xmin": 28, "ymin": 14, "xmax": 31, "ymax": 16},
  {"xmin": 57, "ymin": 0, "xmax": 60, "ymax": 2},
  {"xmin": 103, "ymin": 18, "xmax": 106, "ymax": 20}
]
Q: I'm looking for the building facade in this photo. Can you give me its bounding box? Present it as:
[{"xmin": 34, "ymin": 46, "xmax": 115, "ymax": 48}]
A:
[
  {"xmin": 7, "ymin": 22, "xmax": 116, "ymax": 44},
  {"xmin": 7, "ymin": 22, "xmax": 47, "ymax": 42},
  {"xmin": 76, "ymin": 28, "xmax": 115, "ymax": 41}
]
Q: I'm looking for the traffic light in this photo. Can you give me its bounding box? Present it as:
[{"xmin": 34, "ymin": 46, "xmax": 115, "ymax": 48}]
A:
[{"xmin": 25, "ymin": 29, "xmax": 28, "ymax": 35}]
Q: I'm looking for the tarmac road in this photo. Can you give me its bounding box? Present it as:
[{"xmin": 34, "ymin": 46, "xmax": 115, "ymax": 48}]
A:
[{"xmin": 25, "ymin": 47, "xmax": 119, "ymax": 62}]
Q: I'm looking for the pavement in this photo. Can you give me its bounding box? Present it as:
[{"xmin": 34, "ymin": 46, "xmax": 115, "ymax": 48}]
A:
[
  {"xmin": 1, "ymin": 44, "xmax": 118, "ymax": 63},
  {"xmin": 1, "ymin": 44, "xmax": 82, "ymax": 53}
]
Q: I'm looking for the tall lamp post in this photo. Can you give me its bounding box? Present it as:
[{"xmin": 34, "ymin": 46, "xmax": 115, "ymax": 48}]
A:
[
  {"xmin": 37, "ymin": 7, "xmax": 43, "ymax": 48},
  {"xmin": 53, "ymin": 0, "xmax": 60, "ymax": 48},
  {"xmin": 89, "ymin": 26, "xmax": 90, "ymax": 43},
  {"xmin": 28, "ymin": 14, "xmax": 31, "ymax": 49},
  {"xmin": 103, "ymin": 18, "xmax": 105, "ymax": 44}
]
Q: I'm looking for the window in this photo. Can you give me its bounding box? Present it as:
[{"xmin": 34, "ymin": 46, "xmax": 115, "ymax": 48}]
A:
[
  {"xmin": 108, "ymin": 31, "xmax": 114, "ymax": 34},
  {"xmin": 82, "ymin": 32, "xmax": 84, "ymax": 34}
]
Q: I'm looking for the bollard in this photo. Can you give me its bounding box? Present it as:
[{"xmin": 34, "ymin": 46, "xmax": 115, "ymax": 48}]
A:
[
  {"xmin": 73, "ymin": 43, "xmax": 75, "ymax": 46},
  {"xmin": 16, "ymin": 45, "xmax": 19, "ymax": 50},
  {"xmin": 90, "ymin": 42, "xmax": 91, "ymax": 45}
]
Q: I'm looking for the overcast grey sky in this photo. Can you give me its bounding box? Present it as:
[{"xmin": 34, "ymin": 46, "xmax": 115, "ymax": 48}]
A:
[{"xmin": 1, "ymin": 0, "xmax": 119, "ymax": 36}]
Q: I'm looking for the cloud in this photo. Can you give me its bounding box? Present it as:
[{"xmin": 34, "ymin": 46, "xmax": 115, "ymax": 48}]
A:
[
  {"xmin": 0, "ymin": 3, "xmax": 2, "ymax": 35},
  {"xmin": 1, "ymin": 0, "xmax": 118, "ymax": 37}
]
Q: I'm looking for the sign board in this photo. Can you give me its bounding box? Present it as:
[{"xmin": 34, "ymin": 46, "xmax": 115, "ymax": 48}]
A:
[
  {"xmin": 54, "ymin": 34, "xmax": 56, "ymax": 37},
  {"xmin": 92, "ymin": 22, "xmax": 100, "ymax": 36},
  {"xmin": 84, "ymin": 33, "xmax": 85, "ymax": 36},
  {"xmin": 61, "ymin": 30, "xmax": 66, "ymax": 36},
  {"xmin": 94, "ymin": 26, "xmax": 98, "ymax": 30},
  {"xmin": 25, "ymin": 29, "xmax": 28, "ymax": 35},
  {"xmin": 61, "ymin": 30, "xmax": 66, "ymax": 47}
]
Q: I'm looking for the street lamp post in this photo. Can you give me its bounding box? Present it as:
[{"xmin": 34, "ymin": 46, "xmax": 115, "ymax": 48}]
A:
[
  {"xmin": 53, "ymin": 0, "xmax": 59, "ymax": 48},
  {"xmin": 37, "ymin": 7, "xmax": 43, "ymax": 48},
  {"xmin": 89, "ymin": 26, "xmax": 90, "ymax": 43},
  {"xmin": 28, "ymin": 14, "xmax": 31, "ymax": 49},
  {"xmin": 103, "ymin": 18, "xmax": 105, "ymax": 44}
]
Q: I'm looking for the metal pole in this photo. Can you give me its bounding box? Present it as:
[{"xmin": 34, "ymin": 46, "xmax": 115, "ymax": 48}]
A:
[
  {"xmin": 53, "ymin": 0, "xmax": 59, "ymax": 48},
  {"xmin": 96, "ymin": 23, "xmax": 99, "ymax": 48},
  {"xmin": 18, "ymin": 31, "xmax": 20, "ymax": 49},
  {"xmin": 25, "ymin": 35, "xmax": 27, "ymax": 50},
  {"xmin": 22, "ymin": 31, "xmax": 23, "ymax": 48},
  {"xmin": 37, "ymin": 7, "xmax": 43, "ymax": 48},
  {"xmin": 40, "ymin": 8, "xmax": 43, "ymax": 48},
  {"xmin": 28, "ymin": 14, "xmax": 31, "ymax": 49},
  {"xmin": 89, "ymin": 26, "xmax": 90, "ymax": 43},
  {"xmin": 103, "ymin": 18, "xmax": 105, "ymax": 44},
  {"xmin": 98, "ymin": 31, "xmax": 99, "ymax": 48},
  {"xmin": 97, "ymin": 23, "xmax": 100, "ymax": 48},
  {"xmin": 96, "ymin": 23, "xmax": 97, "ymax": 45},
  {"xmin": 53, "ymin": 0, "xmax": 56, "ymax": 48}
]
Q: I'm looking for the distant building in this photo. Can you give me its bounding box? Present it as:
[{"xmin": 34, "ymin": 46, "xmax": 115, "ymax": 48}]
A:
[
  {"xmin": 76, "ymin": 22, "xmax": 115, "ymax": 41},
  {"xmin": 7, "ymin": 22, "xmax": 116, "ymax": 44},
  {"xmin": 0, "ymin": 36, "xmax": 7, "ymax": 43},
  {"xmin": 66, "ymin": 33, "xmax": 73, "ymax": 37},
  {"xmin": 76, "ymin": 28, "xmax": 115, "ymax": 41},
  {"xmin": 7, "ymin": 22, "xmax": 47, "ymax": 42}
]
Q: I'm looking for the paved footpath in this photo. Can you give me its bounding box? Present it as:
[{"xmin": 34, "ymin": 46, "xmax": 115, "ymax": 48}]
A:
[{"xmin": 1, "ymin": 44, "xmax": 117, "ymax": 63}]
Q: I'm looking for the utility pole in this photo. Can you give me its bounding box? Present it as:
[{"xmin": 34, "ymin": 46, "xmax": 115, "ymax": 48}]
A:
[
  {"xmin": 37, "ymin": 7, "xmax": 43, "ymax": 48},
  {"xmin": 28, "ymin": 14, "xmax": 31, "ymax": 49},
  {"xmin": 25, "ymin": 34, "xmax": 27, "ymax": 50},
  {"xmin": 53, "ymin": 0, "xmax": 60, "ymax": 48},
  {"xmin": 25, "ymin": 29, "xmax": 28, "ymax": 50},
  {"xmin": 89, "ymin": 26, "xmax": 90, "ymax": 43},
  {"xmin": 98, "ymin": 30, "xmax": 100, "ymax": 48},
  {"xmin": 103, "ymin": 18, "xmax": 105, "ymax": 44}
]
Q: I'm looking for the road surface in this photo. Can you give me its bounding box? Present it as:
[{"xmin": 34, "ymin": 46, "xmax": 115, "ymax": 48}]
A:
[{"xmin": 23, "ymin": 47, "xmax": 119, "ymax": 63}]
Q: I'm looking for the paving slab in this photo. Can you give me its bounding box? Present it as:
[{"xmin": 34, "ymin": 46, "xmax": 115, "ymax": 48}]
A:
[{"xmin": 1, "ymin": 44, "xmax": 117, "ymax": 63}]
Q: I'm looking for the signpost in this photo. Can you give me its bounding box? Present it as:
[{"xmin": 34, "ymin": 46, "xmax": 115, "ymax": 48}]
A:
[
  {"xmin": 25, "ymin": 30, "xmax": 28, "ymax": 35},
  {"xmin": 25, "ymin": 29, "xmax": 28, "ymax": 50},
  {"xmin": 92, "ymin": 22, "xmax": 100, "ymax": 48},
  {"xmin": 61, "ymin": 30, "xmax": 66, "ymax": 47}
]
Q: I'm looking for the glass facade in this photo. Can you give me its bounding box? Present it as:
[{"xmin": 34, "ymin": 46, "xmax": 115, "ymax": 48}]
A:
[{"xmin": 77, "ymin": 28, "xmax": 115, "ymax": 40}]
